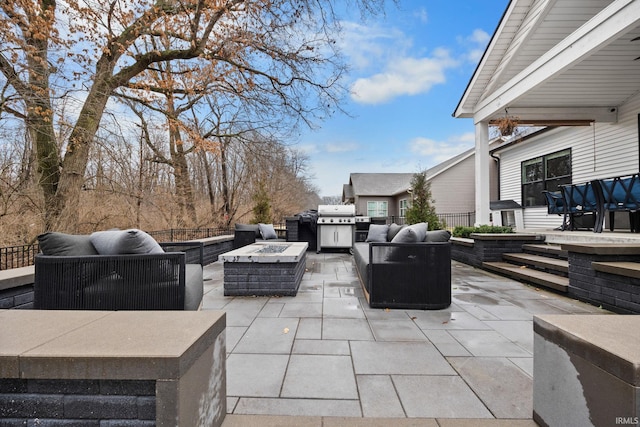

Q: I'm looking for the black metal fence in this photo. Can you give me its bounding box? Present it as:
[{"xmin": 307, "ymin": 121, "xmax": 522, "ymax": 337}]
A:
[
  {"xmin": 147, "ymin": 227, "xmax": 232, "ymax": 243},
  {"xmin": 384, "ymin": 212, "xmax": 476, "ymax": 229},
  {"xmin": 0, "ymin": 244, "xmax": 40, "ymax": 270}
]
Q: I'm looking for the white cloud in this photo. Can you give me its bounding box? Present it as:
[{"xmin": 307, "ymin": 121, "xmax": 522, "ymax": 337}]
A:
[
  {"xmin": 414, "ymin": 8, "xmax": 428, "ymax": 24},
  {"xmin": 350, "ymin": 49, "xmax": 458, "ymax": 104},
  {"xmin": 409, "ymin": 133, "xmax": 474, "ymax": 164},
  {"xmin": 459, "ymin": 29, "xmax": 491, "ymax": 63},
  {"xmin": 338, "ymin": 21, "xmax": 409, "ymax": 70},
  {"xmin": 469, "ymin": 29, "xmax": 490, "ymax": 45},
  {"xmin": 297, "ymin": 143, "xmax": 320, "ymax": 155},
  {"xmin": 326, "ymin": 142, "xmax": 359, "ymax": 153}
]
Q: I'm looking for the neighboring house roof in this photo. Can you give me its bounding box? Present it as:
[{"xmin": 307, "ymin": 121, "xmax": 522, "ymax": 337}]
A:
[
  {"xmin": 342, "ymin": 183, "xmax": 354, "ymax": 200},
  {"xmin": 349, "ymin": 173, "xmax": 414, "ymax": 197}
]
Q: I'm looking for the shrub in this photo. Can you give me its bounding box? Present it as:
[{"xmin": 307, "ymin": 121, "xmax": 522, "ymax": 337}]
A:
[
  {"xmin": 452, "ymin": 225, "xmax": 514, "ymax": 238},
  {"xmin": 405, "ymin": 171, "xmax": 443, "ymax": 230}
]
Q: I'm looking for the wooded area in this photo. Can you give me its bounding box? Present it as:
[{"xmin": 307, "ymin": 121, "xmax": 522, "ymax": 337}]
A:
[{"xmin": 0, "ymin": 0, "xmax": 388, "ymax": 245}]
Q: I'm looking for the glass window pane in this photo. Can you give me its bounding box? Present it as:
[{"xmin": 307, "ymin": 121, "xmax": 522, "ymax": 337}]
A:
[
  {"xmin": 367, "ymin": 201, "xmax": 388, "ymax": 217},
  {"xmin": 523, "ymin": 182, "xmax": 545, "ymax": 207},
  {"xmin": 522, "ymin": 158, "xmax": 543, "ymax": 183},
  {"xmin": 546, "ymin": 150, "xmax": 571, "ymax": 179}
]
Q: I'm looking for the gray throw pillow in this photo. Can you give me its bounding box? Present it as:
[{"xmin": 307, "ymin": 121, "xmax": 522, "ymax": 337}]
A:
[
  {"xmin": 259, "ymin": 223, "xmax": 278, "ymax": 240},
  {"xmin": 387, "ymin": 223, "xmax": 405, "ymax": 241},
  {"xmin": 235, "ymin": 223, "xmax": 261, "ymax": 238},
  {"xmin": 408, "ymin": 222, "xmax": 428, "ymax": 242},
  {"xmin": 366, "ymin": 224, "xmax": 389, "ymax": 242},
  {"xmin": 424, "ymin": 230, "xmax": 452, "ymax": 242},
  {"xmin": 38, "ymin": 232, "xmax": 98, "ymax": 256},
  {"xmin": 90, "ymin": 229, "xmax": 164, "ymax": 255},
  {"xmin": 390, "ymin": 226, "xmax": 420, "ymax": 243}
]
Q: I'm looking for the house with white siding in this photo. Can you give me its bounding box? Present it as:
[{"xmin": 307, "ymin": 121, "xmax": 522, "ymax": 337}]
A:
[
  {"xmin": 454, "ymin": 0, "xmax": 640, "ymax": 231},
  {"xmin": 342, "ymin": 147, "xmax": 495, "ymax": 224}
]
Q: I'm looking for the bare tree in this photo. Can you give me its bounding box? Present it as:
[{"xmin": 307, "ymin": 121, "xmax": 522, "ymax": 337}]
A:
[{"xmin": 0, "ymin": 0, "xmax": 387, "ymax": 232}]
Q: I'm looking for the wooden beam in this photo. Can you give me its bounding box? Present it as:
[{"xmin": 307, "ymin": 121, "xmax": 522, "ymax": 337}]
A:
[{"xmin": 489, "ymin": 119, "xmax": 593, "ymax": 127}]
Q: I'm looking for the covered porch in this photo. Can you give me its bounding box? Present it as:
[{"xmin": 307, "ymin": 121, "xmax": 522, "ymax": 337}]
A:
[{"xmin": 453, "ymin": 0, "xmax": 640, "ymax": 228}]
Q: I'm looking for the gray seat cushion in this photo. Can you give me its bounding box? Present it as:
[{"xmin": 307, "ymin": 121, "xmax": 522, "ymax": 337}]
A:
[
  {"xmin": 258, "ymin": 223, "xmax": 278, "ymax": 240},
  {"xmin": 366, "ymin": 224, "xmax": 389, "ymax": 242},
  {"xmin": 387, "ymin": 223, "xmax": 405, "ymax": 241},
  {"xmin": 90, "ymin": 229, "xmax": 164, "ymax": 255},
  {"xmin": 38, "ymin": 232, "xmax": 98, "ymax": 256},
  {"xmin": 424, "ymin": 230, "xmax": 452, "ymax": 242},
  {"xmin": 185, "ymin": 263, "xmax": 203, "ymax": 311},
  {"xmin": 352, "ymin": 243, "xmax": 370, "ymax": 292},
  {"xmin": 235, "ymin": 224, "xmax": 261, "ymax": 238}
]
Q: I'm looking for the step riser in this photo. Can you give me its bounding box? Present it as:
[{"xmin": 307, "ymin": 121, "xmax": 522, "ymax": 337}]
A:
[
  {"xmin": 521, "ymin": 244, "xmax": 568, "ymax": 260},
  {"xmin": 483, "ymin": 262, "xmax": 569, "ymax": 293},
  {"xmin": 502, "ymin": 253, "xmax": 569, "ymax": 275}
]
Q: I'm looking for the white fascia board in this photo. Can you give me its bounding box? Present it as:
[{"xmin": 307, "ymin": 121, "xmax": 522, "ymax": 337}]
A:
[
  {"xmin": 454, "ymin": 0, "xmax": 523, "ymax": 118},
  {"xmin": 473, "ymin": 0, "xmax": 640, "ymax": 123}
]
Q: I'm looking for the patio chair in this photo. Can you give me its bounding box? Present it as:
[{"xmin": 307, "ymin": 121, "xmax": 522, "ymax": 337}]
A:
[
  {"xmin": 559, "ymin": 181, "xmax": 603, "ymax": 232},
  {"xmin": 542, "ymin": 190, "xmax": 568, "ymax": 230},
  {"xmin": 594, "ymin": 173, "xmax": 640, "ymax": 232}
]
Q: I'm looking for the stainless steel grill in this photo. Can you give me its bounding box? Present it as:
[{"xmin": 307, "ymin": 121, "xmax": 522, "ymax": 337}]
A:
[{"xmin": 316, "ymin": 205, "xmax": 355, "ymax": 252}]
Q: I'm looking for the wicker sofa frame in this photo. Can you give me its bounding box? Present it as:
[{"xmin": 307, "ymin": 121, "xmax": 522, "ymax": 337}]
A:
[
  {"xmin": 34, "ymin": 242, "xmax": 204, "ymax": 311},
  {"xmin": 353, "ymin": 241, "xmax": 451, "ymax": 310}
]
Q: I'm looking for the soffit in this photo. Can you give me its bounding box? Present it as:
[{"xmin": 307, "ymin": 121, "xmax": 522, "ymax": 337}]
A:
[{"xmin": 455, "ymin": 0, "xmax": 640, "ymax": 122}]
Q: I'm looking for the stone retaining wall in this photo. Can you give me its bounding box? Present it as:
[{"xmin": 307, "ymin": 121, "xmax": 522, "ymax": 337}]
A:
[
  {"xmin": 198, "ymin": 236, "xmax": 234, "ymax": 265},
  {"xmin": 0, "ymin": 310, "xmax": 227, "ymax": 427},
  {"xmin": 224, "ymin": 252, "xmax": 307, "ymax": 296},
  {"xmin": 451, "ymin": 233, "xmax": 543, "ymax": 268},
  {"xmin": 534, "ymin": 315, "xmax": 640, "ymax": 427},
  {"xmin": 0, "ymin": 379, "xmax": 156, "ymax": 425},
  {"xmin": 563, "ymin": 243, "xmax": 640, "ymax": 314}
]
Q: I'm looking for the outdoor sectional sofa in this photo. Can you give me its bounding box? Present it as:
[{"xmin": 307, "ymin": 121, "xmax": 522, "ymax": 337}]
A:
[
  {"xmin": 34, "ymin": 229, "xmax": 203, "ymax": 310},
  {"xmin": 233, "ymin": 223, "xmax": 287, "ymax": 248},
  {"xmin": 353, "ymin": 222, "xmax": 451, "ymax": 310}
]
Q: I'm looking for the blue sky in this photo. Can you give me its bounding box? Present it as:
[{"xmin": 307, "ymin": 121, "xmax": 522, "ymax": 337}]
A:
[{"xmin": 299, "ymin": 0, "xmax": 510, "ymax": 198}]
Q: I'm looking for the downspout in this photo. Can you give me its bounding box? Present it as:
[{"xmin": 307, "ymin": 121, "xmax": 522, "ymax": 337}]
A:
[{"xmin": 490, "ymin": 151, "xmax": 501, "ymax": 201}]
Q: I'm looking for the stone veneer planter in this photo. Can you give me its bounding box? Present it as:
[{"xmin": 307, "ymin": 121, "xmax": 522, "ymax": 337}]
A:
[
  {"xmin": 534, "ymin": 315, "xmax": 640, "ymax": 426},
  {"xmin": 451, "ymin": 233, "xmax": 544, "ymax": 268},
  {"xmin": 562, "ymin": 243, "xmax": 640, "ymax": 314},
  {"xmin": 221, "ymin": 242, "xmax": 308, "ymax": 296},
  {"xmin": 0, "ymin": 310, "xmax": 227, "ymax": 426}
]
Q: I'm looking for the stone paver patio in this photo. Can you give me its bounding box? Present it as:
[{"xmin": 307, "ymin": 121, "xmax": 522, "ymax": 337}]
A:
[{"xmin": 201, "ymin": 250, "xmax": 607, "ymax": 424}]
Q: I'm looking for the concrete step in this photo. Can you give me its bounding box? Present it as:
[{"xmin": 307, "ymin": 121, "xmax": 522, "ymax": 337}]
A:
[
  {"xmin": 521, "ymin": 243, "xmax": 568, "ymax": 259},
  {"xmin": 483, "ymin": 261, "xmax": 569, "ymax": 293},
  {"xmin": 503, "ymin": 252, "xmax": 569, "ymax": 274}
]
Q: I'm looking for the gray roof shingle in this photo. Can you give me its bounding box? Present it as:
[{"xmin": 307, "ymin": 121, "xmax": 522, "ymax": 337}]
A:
[{"xmin": 349, "ymin": 173, "xmax": 414, "ymax": 196}]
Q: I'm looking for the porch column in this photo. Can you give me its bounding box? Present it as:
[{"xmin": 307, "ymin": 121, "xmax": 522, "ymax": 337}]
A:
[{"xmin": 475, "ymin": 121, "xmax": 491, "ymax": 225}]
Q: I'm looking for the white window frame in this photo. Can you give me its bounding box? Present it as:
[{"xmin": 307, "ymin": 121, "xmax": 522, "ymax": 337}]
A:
[
  {"xmin": 367, "ymin": 201, "xmax": 388, "ymax": 217},
  {"xmin": 399, "ymin": 199, "xmax": 409, "ymax": 217}
]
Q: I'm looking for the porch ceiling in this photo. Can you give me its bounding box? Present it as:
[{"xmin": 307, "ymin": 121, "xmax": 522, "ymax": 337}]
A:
[{"xmin": 455, "ymin": 0, "xmax": 640, "ymax": 124}]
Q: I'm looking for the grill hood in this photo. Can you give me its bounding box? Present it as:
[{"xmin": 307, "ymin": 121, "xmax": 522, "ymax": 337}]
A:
[{"xmin": 317, "ymin": 205, "xmax": 355, "ymax": 217}]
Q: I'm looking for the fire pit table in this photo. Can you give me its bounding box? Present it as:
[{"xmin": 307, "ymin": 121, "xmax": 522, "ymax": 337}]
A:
[{"xmin": 220, "ymin": 242, "xmax": 308, "ymax": 296}]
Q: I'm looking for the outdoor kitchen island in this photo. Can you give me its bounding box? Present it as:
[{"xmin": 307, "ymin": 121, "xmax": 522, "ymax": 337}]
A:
[{"xmin": 220, "ymin": 242, "xmax": 308, "ymax": 296}]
